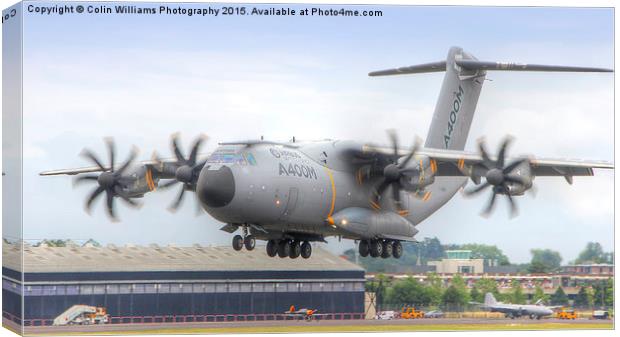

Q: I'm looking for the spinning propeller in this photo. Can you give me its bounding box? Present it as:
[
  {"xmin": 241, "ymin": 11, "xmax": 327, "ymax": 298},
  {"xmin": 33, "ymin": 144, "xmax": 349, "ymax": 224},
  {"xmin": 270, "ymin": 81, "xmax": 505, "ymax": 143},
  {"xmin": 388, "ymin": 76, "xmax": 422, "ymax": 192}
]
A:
[
  {"xmin": 369, "ymin": 130, "xmax": 422, "ymax": 212},
  {"xmin": 156, "ymin": 133, "xmax": 208, "ymax": 212},
  {"xmin": 462, "ymin": 137, "xmax": 530, "ymax": 217},
  {"xmin": 73, "ymin": 138, "xmax": 140, "ymax": 221}
]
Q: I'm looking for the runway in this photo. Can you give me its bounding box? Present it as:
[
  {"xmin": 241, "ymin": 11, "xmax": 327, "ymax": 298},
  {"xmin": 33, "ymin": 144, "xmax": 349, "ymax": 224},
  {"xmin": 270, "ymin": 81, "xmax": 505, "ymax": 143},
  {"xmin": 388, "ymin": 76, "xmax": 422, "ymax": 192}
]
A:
[{"xmin": 7, "ymin": 317, "xmax": 613, "ymax": 335}]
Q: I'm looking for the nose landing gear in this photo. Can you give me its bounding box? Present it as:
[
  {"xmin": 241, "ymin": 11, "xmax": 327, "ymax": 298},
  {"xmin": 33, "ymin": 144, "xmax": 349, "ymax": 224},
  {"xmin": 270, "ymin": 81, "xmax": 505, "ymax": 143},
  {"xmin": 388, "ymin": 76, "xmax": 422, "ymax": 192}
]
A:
[{"xmin": 231, "ymin": 226, "xmax": 256, "ymax": 251}]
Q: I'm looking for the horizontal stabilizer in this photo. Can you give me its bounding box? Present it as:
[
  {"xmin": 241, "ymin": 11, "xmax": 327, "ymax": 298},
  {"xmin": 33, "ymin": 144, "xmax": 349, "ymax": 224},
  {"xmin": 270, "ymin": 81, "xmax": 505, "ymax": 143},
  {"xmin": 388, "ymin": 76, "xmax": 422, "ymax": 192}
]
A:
[
  {"xmin": 368, "ymin": 61, "xmax": 446, "ymax": 76},
  {"xmin": 455, "ymin": 60, "xmax": 613, "ymax": 73}
]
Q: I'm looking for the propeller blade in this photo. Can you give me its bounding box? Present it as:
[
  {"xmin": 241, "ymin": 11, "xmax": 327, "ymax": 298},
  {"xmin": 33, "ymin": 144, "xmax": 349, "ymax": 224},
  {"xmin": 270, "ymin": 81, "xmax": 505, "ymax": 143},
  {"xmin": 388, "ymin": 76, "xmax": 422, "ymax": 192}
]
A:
[
  {"xmin": 504, "ymin": 174, "xmax": 528, "ymax": 186},
  {"xmin": 464, "ymin": 182, "xmax": 490, "ymax": 196},
  {"xmin": 73, "ymin": 174, "xmax": 98, "ymax": 187},
  {"xmin": 114, "ymin": 186, "xmax": 141, "ymax": 208},
  {"xmin": 116, "ymin": 146, "xmax": 139, "ymax": 176},
  {"xmin": 481, "ymin": 191, "xmax": 498, "ymax": 217},
  {"xmin": 506, "ymin": 191, "xmax": 518, "ymax": 218},
  {"xmin": 158, "ymin": 179, "xmax": 179, "ymax": 190},
  {"xmin": 105, "ymin": 190, "xmax": 118, "ymax": 221},
  {"xmin": 80, "ymin": 149, "xmax": 106, "ymax": 171},
  {"xmin": 188, "ymin": 135, "xmax": 206, "ymax": 165},
  {"xmin": 477, "ymin": 139, "xmax": 493, "ymax": 169},
  {"xmin": 496, "ymin": 137, "xmax": 513, "ymax": 169},
  {"xmin": 387, "ymin": 129, "xmax": 399, "ymax": 159},
  {"xmin": 85, "ymin": 186, "xmax": 105, "ymax": 213},
  {"xmin": 105, "ymin": 138, "xmax": 116, "ymax": 172},
  {"xmin": 193, "ymin": 160, "xmax": 208, "ymax": 174},
  {"xmin": 391, "ymin": 182, "xmax": 401, "ymax": 203},
  {"xmin": 503, "ymin": 158, "xmax": 528, "ymax": 174},
  {"xmin": 375, "ymin": 179, "xmax": 390, "ymax": 197},
  {"xmin": 168, "ymin": 185, "xmax": 186, "ymax": 212},
  {"xmin": 171, "ymin": 133, "xmax": 186, "ymax": 164},
  {"xmin": 398, "ymin": 138, "xmax": 421, "ymax": 169}
]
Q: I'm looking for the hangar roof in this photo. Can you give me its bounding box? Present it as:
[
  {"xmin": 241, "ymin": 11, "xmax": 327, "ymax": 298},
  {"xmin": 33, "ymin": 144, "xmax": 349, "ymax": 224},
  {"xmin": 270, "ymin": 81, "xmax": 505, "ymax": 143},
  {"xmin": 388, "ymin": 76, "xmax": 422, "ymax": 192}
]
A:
[{"xmin": 3, "ymin": 242, "xmax": 363, "ymax": 274}]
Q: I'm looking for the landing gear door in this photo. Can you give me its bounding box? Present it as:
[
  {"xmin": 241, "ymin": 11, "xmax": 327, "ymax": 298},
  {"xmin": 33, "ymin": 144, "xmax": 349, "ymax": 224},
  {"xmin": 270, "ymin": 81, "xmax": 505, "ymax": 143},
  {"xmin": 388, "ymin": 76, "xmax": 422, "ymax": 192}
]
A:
[{"xmin": 280, "ymin": 187, "xmax": 299, "ymax": 220}]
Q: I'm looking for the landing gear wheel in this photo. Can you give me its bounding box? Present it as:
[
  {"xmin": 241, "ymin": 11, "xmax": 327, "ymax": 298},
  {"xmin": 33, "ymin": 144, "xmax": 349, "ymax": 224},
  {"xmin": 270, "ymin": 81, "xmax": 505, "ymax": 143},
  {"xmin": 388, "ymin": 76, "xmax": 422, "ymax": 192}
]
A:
[
  {"xmin": 358, "ymin": 240, "xmax": 370, "ymax": 257},
  {"xmin": 301, "ymin": 241, "xmax": 312, "ymax": 259},
  {"xmin": 370, "ymin": 240, "xmax": 383, "ymax": 258},
  {"xmin": 392, "ymin": 241, "xmax": 403, "ymax": 259},
  {"xmin": 381, "ymin": 241, "xmax": 393, "ymax": 259},
  {"xmin": 244, "ymin": 235, "xmax": 256, "ymax": 251},
  {"xmin": 289, "ymin": 241, "xmax": 301, "ymax": 259},
  {"xmin": 277, "ymin": 240, "xmax": 291, "ymax": 258},
  {"xmin": 266, "ymin": 240, "xmax": 278, "ymax": 257},
  {"xmin": 232, "ymin": 235, "xmax": 244, "ymax": 251}
]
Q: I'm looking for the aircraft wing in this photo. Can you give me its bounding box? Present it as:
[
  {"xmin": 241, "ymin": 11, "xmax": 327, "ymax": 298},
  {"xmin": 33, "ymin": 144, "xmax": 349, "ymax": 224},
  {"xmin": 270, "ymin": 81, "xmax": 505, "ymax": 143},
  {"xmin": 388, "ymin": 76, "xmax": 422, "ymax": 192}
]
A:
[{"xmin": 361, "ymin": 145, "xmax": 613, "ymax": 179}]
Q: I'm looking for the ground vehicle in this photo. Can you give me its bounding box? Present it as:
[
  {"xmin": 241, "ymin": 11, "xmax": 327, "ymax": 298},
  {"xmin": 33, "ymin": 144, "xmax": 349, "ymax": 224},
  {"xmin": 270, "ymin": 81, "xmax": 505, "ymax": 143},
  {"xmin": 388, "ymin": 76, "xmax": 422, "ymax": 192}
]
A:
[
  {"xmin": 424, "ymin": 310, "xmax": 445, "ymax": 318},
  {"xmin": 592, "ymin": 310, "xmax": 610, "ymax": 320},
  {"xmin": 556, "ymin": 308, "xmax": 577, "ymax": 320},
  {"xmin": 401, "ymin": 307, "xmax": 425, "ymax": 319},
  {"xmin": 375, "ymin": 311, "xmax": 397, "ymax": 320},
  {"xmin": 53, "ymin": 305, "xmax": 109, "ymax": 326}
]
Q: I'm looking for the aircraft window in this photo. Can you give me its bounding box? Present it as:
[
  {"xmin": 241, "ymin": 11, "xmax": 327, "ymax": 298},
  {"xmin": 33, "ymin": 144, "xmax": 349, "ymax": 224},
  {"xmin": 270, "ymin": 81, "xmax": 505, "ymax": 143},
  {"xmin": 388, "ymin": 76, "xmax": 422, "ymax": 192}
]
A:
[
  {"xmin": 229, "ymin": 283, "xmax": 240, "ymax": 292},
  {"xmin": 133, "ymin": 284, "xmax": 145, "ymax": 294},
  {"xmin": 215, "ymin": 283, "xmax": 228, "ymax": 293},
  {"xmin": 208, "ymin": 152, "xmax": 257, "ymax": 166},
  {"xmin": 158, "ymin": 284, "xmax": 170, "ymax": 293},
  {"xmin": 79, "ymin": 285, "xmax": 93, "ymax": 295},
  {"xmin": 93, "ymin": 285, "xmax": 106, "ymax": 294}
]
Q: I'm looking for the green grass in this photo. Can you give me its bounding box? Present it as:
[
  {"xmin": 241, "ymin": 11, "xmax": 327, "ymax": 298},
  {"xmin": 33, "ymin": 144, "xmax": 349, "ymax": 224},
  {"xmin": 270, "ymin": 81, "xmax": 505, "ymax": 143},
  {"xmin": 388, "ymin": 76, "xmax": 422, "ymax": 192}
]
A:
[{"xmin": 33, "ymin": 322, "xmax": 613, "ymax": 335}]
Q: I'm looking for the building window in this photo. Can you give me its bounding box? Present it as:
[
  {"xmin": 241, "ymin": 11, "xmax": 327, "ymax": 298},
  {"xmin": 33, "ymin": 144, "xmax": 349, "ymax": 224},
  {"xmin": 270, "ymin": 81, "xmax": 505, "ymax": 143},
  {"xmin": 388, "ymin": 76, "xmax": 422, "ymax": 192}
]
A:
[
  {"xmin": 93, "ymin": 285, "xmax": 106, "ymax": 295},
  {"xmin": 79, "ymin": 285, "xmax": 93, "ymax": 295}
]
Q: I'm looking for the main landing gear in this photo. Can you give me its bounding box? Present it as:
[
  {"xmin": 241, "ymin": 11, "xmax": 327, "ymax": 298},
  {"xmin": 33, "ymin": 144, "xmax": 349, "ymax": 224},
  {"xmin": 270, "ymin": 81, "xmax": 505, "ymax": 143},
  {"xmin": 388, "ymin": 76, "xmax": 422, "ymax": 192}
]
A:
[
  {"xmin": 266, "ymin": 239, "xmax": 312, "ymax": 259},
  {"xmin": 358, "ymin": 239, "xmax": 402, "ymax": 259},
  {"xmin": 232, "ymin": 226, "xmax": 256, "ymax": 251}
]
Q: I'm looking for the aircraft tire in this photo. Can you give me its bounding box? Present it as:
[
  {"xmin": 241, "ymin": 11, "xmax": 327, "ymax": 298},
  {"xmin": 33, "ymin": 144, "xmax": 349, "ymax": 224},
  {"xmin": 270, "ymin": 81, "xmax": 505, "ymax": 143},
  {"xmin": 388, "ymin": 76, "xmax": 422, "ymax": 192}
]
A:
[
  {"xmin": 370, "ymin": 240, "xmax": 382, "ymax": 258},
  {"xmin": 266, "ymin": 240, "xmax": 278, "ymax": 257},
  {"xmin": 392, "ymin": 241, "xmax": 403, "ymax": 258},
  {"xmin": 290, "ymin": 241, "xmax": 301, "ymax": 259},
  {"xmin": 277, "ymin": 240, "xmax": 291, "ymax": 258},
  {"xmin": 301, "ymin": 241, "xmax": 312, "ymax": 259},
  {"xmin": 244, "ymin": 235, "xmax": 256, "ymax": 251},
  {"xmin": 232, "ymin": 235, "xmax": 244, "ymax": 251},
  {"xmin": 381, "ymin": 241, "xmax": 392, "ymax": 258},
  {"xmin": 359, "ymin": 240, "xmax": 370, "ymax": 257}
]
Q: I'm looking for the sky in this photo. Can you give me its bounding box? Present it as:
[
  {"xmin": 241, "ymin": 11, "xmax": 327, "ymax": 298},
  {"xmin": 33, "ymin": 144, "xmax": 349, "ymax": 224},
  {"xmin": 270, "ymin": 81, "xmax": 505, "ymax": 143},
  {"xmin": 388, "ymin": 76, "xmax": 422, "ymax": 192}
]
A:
[{"xmin": 6, "ymin": 3, "xmax": 614, "ymax": 263}]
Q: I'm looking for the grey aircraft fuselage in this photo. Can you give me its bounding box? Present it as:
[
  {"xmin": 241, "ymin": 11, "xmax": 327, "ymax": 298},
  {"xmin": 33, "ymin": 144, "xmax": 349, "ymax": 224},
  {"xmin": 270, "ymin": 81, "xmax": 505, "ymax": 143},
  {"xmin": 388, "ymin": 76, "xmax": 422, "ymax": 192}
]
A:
[{"xmin": 196, "ymin": 139, "xmax": 465, "ymax": 242}]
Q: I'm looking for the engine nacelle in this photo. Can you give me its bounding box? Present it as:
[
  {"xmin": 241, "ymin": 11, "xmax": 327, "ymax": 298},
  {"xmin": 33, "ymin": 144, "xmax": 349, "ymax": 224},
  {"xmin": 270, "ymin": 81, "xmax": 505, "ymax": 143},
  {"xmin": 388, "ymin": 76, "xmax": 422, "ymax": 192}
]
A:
[
  {"xmin": 399, "ymin": 155, "xmax": 436, "ymax": 190},
  {"xmin": 122, "ymin": 165, "xmax": 159, "ymax": 198},
  {"xmin": 330, "ymin": 207, "xmax": 418, "ymax": 240},
  {"xmin": 505, "ymin": 160, "xmax": 533, "ymax": 196}
]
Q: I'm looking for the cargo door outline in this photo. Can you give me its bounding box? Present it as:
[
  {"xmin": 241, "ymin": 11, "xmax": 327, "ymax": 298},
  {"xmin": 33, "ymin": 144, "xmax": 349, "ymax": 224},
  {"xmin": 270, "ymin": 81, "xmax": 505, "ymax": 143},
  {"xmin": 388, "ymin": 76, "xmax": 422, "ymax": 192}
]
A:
[{"xmin": 280, "ymin": 187, "xmax": 299, "ymax": 220}]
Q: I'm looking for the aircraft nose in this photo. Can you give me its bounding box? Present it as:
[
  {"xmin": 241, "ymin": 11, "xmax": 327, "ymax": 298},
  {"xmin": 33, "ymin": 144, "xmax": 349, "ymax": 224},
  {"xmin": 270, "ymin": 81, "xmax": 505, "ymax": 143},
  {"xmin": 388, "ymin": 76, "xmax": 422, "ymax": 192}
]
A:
[{"xmin": 196, "ymin": 166, "xmax": 235, "ymax": 208}]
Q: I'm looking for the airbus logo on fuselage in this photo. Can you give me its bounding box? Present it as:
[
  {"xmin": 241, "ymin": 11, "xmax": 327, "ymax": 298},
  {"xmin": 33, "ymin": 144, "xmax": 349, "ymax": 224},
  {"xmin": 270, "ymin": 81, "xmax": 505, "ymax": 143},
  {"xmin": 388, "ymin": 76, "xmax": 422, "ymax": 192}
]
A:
[{"xmin": 443, "ymin": 85, "xmax": 465, "ymax": 149}]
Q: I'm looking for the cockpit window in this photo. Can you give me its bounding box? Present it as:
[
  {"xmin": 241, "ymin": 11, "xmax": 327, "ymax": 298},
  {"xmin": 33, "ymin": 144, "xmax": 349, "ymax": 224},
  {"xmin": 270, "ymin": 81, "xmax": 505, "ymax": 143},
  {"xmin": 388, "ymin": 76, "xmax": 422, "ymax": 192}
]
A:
[{"xmin": 208, "ymin": 149, "xmax": 257, "ymax": 166}]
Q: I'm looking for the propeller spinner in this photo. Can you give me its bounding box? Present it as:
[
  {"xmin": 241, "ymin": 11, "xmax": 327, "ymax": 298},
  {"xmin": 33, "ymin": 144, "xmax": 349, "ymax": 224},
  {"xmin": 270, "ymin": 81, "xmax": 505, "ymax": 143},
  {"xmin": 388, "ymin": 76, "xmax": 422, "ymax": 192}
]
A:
[
  {"xmin": 369, "ymin": 130, "xmax": 422, "ymax": 212},
  {"xmin": 463, "ymin": 137, "xmax": 530, "ymax": 217},
  {"xmin": 156, "ymin": 133, "xmax": 208, "ymax": 212},
  {"xmin": 73, "ymin": 138, "xmax": 140, "ymax": 221}
]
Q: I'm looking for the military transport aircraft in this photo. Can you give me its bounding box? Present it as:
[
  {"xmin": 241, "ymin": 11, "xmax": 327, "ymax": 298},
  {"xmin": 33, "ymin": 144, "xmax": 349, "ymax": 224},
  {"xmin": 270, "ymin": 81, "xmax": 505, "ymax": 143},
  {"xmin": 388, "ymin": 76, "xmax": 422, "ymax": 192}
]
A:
[
  {"xmin": 40, "ymin": 47, "xmax": 613, "ymax": 260},
  {"xmin": 471, "ymin": 293, "xmax": 559, "ymax": 320}
]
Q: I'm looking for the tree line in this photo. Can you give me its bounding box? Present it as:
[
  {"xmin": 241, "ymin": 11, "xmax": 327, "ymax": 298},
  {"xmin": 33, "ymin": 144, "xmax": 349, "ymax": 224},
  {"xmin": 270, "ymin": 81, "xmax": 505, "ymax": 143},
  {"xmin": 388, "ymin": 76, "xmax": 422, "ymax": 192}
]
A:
[
  {"xmin": 367, "ymin": 273, "xmax": 614, "ymax": 312},
  {"xmin": 344, "ymin": 238, "xmax": 613, "ymax": 274}
]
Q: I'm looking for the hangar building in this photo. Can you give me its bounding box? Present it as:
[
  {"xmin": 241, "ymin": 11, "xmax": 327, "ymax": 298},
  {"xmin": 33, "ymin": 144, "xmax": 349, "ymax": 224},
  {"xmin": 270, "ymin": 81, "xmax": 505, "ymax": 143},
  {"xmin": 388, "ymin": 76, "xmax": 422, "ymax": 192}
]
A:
[{"xmin": 2, "ymin": 242, "xmax": 365, "ymax": 325}]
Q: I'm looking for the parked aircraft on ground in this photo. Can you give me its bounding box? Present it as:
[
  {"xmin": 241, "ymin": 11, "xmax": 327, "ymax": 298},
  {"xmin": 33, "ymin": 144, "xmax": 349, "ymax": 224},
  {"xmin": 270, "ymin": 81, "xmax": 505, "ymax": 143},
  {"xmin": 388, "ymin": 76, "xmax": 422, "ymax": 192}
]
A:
[{"xmin": 471, "ymin": 293, "xmax": 559, "ymax": 319}]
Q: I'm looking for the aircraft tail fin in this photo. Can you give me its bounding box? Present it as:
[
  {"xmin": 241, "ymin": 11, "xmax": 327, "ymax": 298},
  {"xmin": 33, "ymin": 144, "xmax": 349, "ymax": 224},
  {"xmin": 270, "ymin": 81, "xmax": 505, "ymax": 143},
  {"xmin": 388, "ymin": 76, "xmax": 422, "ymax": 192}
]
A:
[
  {"xmin": 484, "ymin": 292, "xmax": 498, "ymax": 306},
  {"xmin": 369, "ymin": 47, "xmax": 613, "ymax": 151}
]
